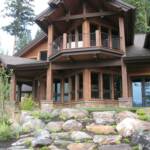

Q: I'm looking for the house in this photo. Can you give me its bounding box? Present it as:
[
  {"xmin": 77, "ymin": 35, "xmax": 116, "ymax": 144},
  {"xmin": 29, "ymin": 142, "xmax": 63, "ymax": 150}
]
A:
[{"xmin": 1, "ymin": 0, "xmax": 150, "ymax": 107}]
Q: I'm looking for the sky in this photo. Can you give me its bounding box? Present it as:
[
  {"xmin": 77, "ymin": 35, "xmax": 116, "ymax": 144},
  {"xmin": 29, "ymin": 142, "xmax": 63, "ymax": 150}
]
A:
[{"xmin": 0, "ymin": 0, "xmax": 49, "ymax": 55}]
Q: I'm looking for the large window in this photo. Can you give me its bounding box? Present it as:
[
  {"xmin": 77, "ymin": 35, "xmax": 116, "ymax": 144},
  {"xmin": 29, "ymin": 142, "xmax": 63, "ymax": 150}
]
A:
[
  {"xmin": 114, "ymin": 75, "xmax": 122, "ymax": 99},
  {"xmin": 103, "ymin": 74, "xmax": 111, "ymax": 99},
  {"xmin": 78, "ymin": 73, "xmax": 83, "ymax": 99},
  {"xmin": 91, "ymin": 72, "xmax": 100, "ymax": 99},
  {"xmin": 64, "ymin": 78, "xmax": 69, "ymax": 102},
  {"xmin": 53, "ymin": 79, "xmax": 61, "ymax": 102},
  {"xmin": 70, "ymin": 76, "xmax": 75, "ymax": 100}
]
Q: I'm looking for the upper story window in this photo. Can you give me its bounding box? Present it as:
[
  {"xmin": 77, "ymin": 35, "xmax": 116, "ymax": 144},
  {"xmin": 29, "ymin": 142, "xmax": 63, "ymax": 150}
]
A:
[{"xmin": 40, "ymin": 51, "xmax": 47, "ymax": 61}]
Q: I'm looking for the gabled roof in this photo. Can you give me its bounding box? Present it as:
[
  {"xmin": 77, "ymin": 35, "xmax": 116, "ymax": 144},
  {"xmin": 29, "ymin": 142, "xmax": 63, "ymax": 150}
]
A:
[{"xmin": 14, "ymin": 32, "xmax": 47, "ymax": 57}]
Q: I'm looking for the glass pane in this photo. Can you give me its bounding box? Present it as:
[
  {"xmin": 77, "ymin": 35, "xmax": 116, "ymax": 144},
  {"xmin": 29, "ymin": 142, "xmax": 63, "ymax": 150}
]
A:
[
  {"xmin": 53, "ymin": 80, "xmax": 61, "ymax": 102},
  {"xmin": 114, "ymin": 75, "xmax": 122, "ymax": 100},
  {"xmin": 132, "ymin": 82, "xmax": 142, "ymax": 107},
  {"xmin": 64, "ymin": 79, "xmax": 69, "ymax": 102},
  {"xmin": 144, "ymin": 79, "xmax": 150, "ymax": 106},
  {"xmin": 103, "ymin": 74, "xmax": 111, "ymax": 99},
  {"xmin": 91, "ymin": 72, "xmax": 99, "ymax": 99},
  {"xmin": 71, "ymin": 76, "xmax": 75, "ymax": 100},
  {"xmin": 79, "ymin": 73, "xmax": 83, "ymax": 99}
]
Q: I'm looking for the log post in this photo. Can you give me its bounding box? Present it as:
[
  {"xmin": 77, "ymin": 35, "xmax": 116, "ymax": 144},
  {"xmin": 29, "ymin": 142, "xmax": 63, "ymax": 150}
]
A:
[
  {"xmin": 46, "ymin": 63, "xmax": 53, "ymax": 101},
  {"xmin": 48, "ymin": 24, "xmax": 54, "ymax": 57},
  {"xmin": 63, "ymin": 33, "xmax": 67, "ymax": 49},
  {"xmin": 83, "ymin": 69, "xmax": 91, "ymax": 101},
  {"xmin": 10, "ymin": 73, "xmax": 16, "ymax": 101},
  {"xmin": 82, "ymin": 20, "xmax": 90, "ymax": 47}
]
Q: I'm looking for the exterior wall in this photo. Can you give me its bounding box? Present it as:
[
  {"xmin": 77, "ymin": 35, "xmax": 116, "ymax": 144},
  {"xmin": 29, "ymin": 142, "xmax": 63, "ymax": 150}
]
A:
[{"xmin": 22, "ymin": 40, "xmax": 48, "ymax": 60}]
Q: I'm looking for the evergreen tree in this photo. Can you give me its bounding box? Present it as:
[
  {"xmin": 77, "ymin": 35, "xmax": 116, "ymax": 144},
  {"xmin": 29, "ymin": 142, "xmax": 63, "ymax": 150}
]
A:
[
  {"xmin": 16, "ymin": 30, "xmax": 32, "ymax": 51},
  {"xmin": 124, "ymin": 0, "xmax": 150, "ymax": 33},
  {"xmin": 2, "ymin": 0, "xmax": 35, "ymax": 54}
]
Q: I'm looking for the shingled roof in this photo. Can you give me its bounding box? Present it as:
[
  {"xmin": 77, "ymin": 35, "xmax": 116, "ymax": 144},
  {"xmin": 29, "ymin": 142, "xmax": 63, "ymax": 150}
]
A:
[{"xmin": 0, "ymin": 55, "xmax": 48, "ymax": 70}]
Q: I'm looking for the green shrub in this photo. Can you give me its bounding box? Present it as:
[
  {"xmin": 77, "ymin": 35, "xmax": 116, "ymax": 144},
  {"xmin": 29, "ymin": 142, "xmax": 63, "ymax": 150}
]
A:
[
  {"xmin": 136, "ymin": 109, "xmax": 146, "ymax": 116},
  {"xmin": 21, "ymin": 96, "xmax": 37, "ymax": 111},
  {"xmin": 31, "ymin": 111, "xmax": 53, "ymax": 122},
  {"xmin": 0, "ymin": 122, "xmax": 15, "ymax": 141},
  {"xmin": 40, "ymin": 146, "xmax": 49, "ymax": 150},
  {"xmin": 138, "ymin": 114, "xmax": 150, "ymax": 121}
]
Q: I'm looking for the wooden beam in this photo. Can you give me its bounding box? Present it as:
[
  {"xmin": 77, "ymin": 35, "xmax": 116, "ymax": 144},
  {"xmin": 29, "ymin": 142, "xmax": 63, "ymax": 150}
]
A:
[{"xmin": 54, "ymin": 11, "xmax": 117, "ymax": 22}]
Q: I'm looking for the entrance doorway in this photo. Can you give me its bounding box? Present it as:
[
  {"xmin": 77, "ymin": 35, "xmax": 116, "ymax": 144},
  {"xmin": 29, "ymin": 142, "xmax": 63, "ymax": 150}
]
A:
[{"xmin": 132, "ymin": 77, "xmax": 150, "ymax": 107}]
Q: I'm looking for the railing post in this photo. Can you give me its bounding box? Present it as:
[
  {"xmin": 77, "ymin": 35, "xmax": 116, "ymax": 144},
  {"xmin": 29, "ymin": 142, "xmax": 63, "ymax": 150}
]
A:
[
  {"xmin": 63, "ymin": 33, "xmax": 67, "ymax": 49},
  {"xmin": 109, "ymin": 28, "xmax": 112, "ymax": 49},
  {"xmin": 96, "ymin": 30, "xmax": 100, "ymax": 47}
]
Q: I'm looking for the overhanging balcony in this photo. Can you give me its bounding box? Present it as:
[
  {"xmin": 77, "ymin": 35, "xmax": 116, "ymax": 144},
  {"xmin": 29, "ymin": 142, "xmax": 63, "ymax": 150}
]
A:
[{"xmin": 50, "ymin": 31, "xmax": 123, "ymax": 63}]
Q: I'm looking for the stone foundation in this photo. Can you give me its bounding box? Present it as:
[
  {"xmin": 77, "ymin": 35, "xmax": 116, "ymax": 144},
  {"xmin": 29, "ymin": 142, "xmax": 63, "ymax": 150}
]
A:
[{"xmin": 118, "ymin": 97, "xmax": 132, "ymax": 108}]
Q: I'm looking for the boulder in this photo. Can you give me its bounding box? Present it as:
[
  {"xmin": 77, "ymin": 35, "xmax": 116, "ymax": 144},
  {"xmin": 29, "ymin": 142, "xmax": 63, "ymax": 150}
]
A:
[
  {"xmin": 46, "ymin": 121, "xmax": 64, "ymax": 132},
  {"xmin": 54, "ymin": 139, "xmax": 73, "ymax": 148},
  {"xmin": 32, "ymin": 129, "xmax": 52, "ymax": 147},
  {"xmin": 71, "ymin": 131, "xmax": 92, "ymax": 141},
  {"xmin": 115, "ymin": 111, "xmax": 138, "ymax": 123},
  {"xmin": 11, "ymin": 137, "xmax": 33, "ymax": 147},
  {"xmin": 7, "ymin": 146, "xmax": 28, "ymax": 150},
  {"xmin": 99, "ymin": 144, "xmax": 132, "ymax": 150},
  {"xmin": 20, "ymin": 111, "xmax": 33, "ymax": 124},
  {"xmin": 132, "ymin": 131, "xmax": 150, "ymax": 150},
  {"xmin": 63, "ymin": 119, "xmax": 82, "ymax": 131},
  {"xmin": 86, "ymin": 124, "xmax": 116, "ymax": 135},
  {"xmin": 51, "ymin": 109, "xmax": 61, "ymax": 118},
  {"xmin": 92, "ymin": 111, "xmax": 116, "ymax": 125},
  {"xmin": 93, "ymin": 135, "xmax": 122, "ymax": 145},
  {"xmin": 116, "ymin": 118, "xmax": 150, "ymax": 137},
  {"xmin": 51, "ymin": 132, "xmax": 70, "ymax": 140},
  {"xmin": 67, "ymin": 143, "xmax": 97, "ymax": 150},
  {"xmin": 49, "ymin": 145, "xmax": 66, "ymax": 150},
  {"xmin": 60, "ymin": 108, "xmax": 88, "ymax": 120},
  {"xmin": 22, "ymin": 118, "xmax": 45, "ymax": 133}
]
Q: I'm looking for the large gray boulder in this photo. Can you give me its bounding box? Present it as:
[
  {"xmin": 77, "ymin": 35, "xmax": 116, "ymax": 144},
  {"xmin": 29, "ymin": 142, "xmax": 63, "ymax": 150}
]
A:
[
  {"xmin": 132, "ymin": 131, "xmax": 150, "ymax": 150},
  {"xmin": 54, "ymin": 139, "xmax": 73, "ymax": 148},
  {"xmin": 60, "ymin": 108, "xmax": 88, "ymax": 120},
  {"xmin": 22, "ymin": 118, "xmax": 45, "ymax": 133},
  {"xmin": 115, "ymin": 111, "xmax": 138, "ymax": 123},
  {"xmin": 51, "ymin": 132, "xmax": 71, "ymax": 140},
  {"xmin": 20, "ymin": 111, "xmax": 34, "ymax": 125},
  {"xmin": 32, "ymin": 130, "xmax": 52, "ymax": 147},
  {"xmin": 46, "ymin": 121, "xmax": 64, "ymax": 132},
  {"xmin": 92, "ymin": 111, "xmax": 116, "ymax": 125},
  {"xmin": 63, "ymin": 119, "xmax": 82, "ymax": 131},
  {"xmin": 116, "ymin": 118, "xmax": 150, "ymax": 137},
  {"xmin": 67, "ymin": 143, "xmax": 97, "ymax": 150},
  {"xmin": 71, "ymin": 131, "xmax": 92, "ymax": 141},
  {"xmin": 99, "ymin": 144, "xmax": 132, "ymax": 150},
  {"xmin": 93, "ymin": 135, "xmax": 122, "ymax": 145}
]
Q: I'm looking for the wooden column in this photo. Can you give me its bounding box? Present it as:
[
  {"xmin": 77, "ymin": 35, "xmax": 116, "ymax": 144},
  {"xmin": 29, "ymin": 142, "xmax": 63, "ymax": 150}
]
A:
[
  {"xmin": 75, "ymin": 74, "xmax": 79, "ymax": 101},
  {"xmin": 119, "ymin": 17, "xmax": 126, "ymax": 52},
  {"xmin": 48, "ymin": 24, "xmax": 54, "ymax": 57},
  {"xmin": 61, "ymin": 79, "xmax": 64, "ymax": 103},
  {"xmin": 82, "ymin": 20, "xmax": 90, "ymax": 47},
  {"xmin": 10, "ymin": 74, "xmax": 16, "ymax": 101},
  {"xmin": 111, "ymin": 73, "xmax": 115, "ymax": 100},
  {"xmin": 121, "ymin": 60, "xmax": 128, "ymax": 97},
  {"xmin": 96, "ymin": 30, "xmax": 100, "ymax": 47},
  {"xmin": 32, "ymin": 80, "xmax": 36, "ymax": 100},
  {"xmin": 83, "ymin": 69, "xmax": 91, "ymax": 101},
  {"xmin": 17, "ymin": 83, "xmax": 22, "ymax": 102},
  {"xmin": 109, "ymin": 28, "xmax": 112, "ymax": 49},
  {"xmin": 63, "ymin": 33, "xmax": 67, "ymax": 49},
  {"xmin": 100, "ymin": 73, "xmax": 103, "ymax": 100},
  {"xmin": 46, "ymin": 63, "xmax": 53, "ymax": 101}
]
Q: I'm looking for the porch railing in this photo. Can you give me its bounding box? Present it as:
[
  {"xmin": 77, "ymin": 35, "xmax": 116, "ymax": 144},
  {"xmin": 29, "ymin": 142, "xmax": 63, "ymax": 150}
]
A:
[{"xmin": 52, "ymin": 32, "xmax": 120, "ymax": 55}]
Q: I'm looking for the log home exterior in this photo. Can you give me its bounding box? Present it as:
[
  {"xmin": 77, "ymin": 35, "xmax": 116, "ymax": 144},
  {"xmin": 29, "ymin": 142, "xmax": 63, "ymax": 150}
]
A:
[{"xmin": 1, "ymin": 0, "xmax": 150, "ymax": 107}]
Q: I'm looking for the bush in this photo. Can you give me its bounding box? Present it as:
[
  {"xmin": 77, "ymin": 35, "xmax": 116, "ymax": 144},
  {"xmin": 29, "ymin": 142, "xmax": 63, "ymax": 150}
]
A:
[
  {"xmin": 21, "ymin": 96, "xmax": 37, "ymax": 111},
  {"xmin": 136, "ymin": 109, "xmax": 146, "ymax": 116},
  {"xmin": 0, "ymin": 122, "xmax": 15, "ymax": 141}
]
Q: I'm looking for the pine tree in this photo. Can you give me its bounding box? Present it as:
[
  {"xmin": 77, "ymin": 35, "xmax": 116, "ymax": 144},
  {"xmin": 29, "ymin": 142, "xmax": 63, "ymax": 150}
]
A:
[{"xmin": 2, "ymin": 0, "xmax": 35, "ymax": 54}]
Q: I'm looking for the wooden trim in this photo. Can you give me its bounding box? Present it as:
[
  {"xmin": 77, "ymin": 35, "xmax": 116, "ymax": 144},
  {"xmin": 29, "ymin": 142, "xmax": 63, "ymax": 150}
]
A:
[{"xmin": 54, "ymin": 12, "xmax": 117, "ymax": 22}]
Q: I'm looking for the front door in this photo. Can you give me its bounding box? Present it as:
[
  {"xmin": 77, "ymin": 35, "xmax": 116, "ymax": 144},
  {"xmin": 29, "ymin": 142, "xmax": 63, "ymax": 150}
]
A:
[{"xmin": 132, "ymin": 77, "xmax": 150, "ymax": 107}]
